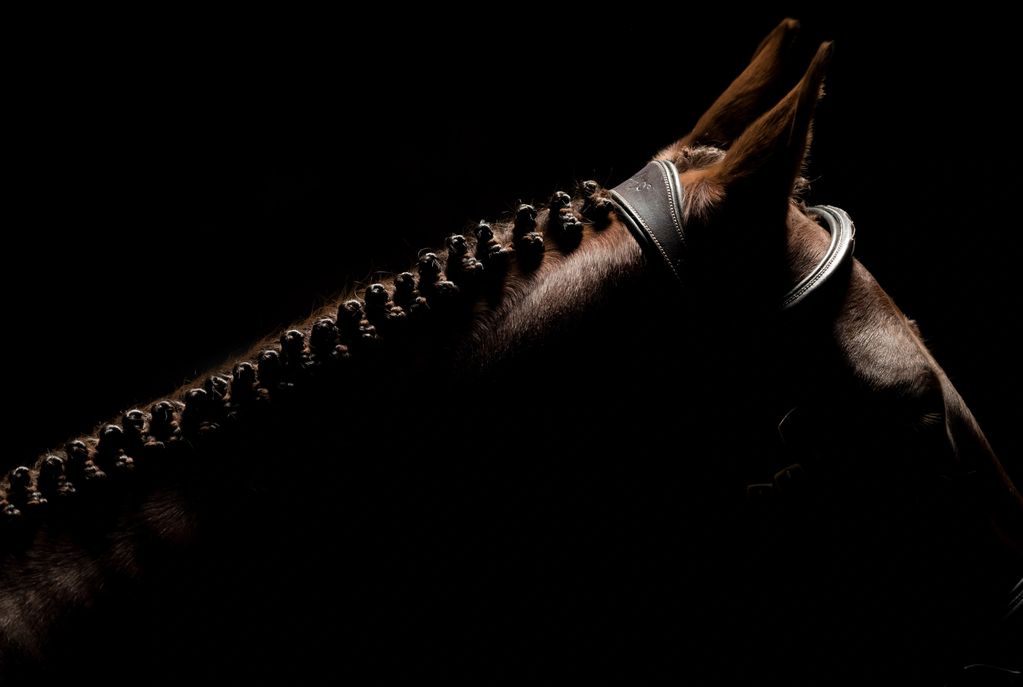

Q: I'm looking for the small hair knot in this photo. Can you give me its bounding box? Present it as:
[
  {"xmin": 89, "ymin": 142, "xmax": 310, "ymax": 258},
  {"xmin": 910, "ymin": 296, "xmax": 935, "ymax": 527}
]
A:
[
  {"xmin": 410, "ymin": 295, "xmax": 431, "ymax": 320},
  {"xmin": 310, "ymin": 319, "xmax": 339, "ymax": 352},
  {"xmin": 475, "ymin": 222, "xmax": 509, "ymax": 264},
  {"xmin": 150, "ymin": 401, "xmax": 178, "ymax": 438},
  {"xmin": 97, "ymin": 424, "xmax": 125, "ymax": 454},
  {"xmin": 39, "ymin": 455, "xmax": 65, "ymax": 484},
  {"xmin": 257, "ymin": 349, "xmax": 283, "ymax": 387},
  {"xmin": 8, "ymin": 467, "xmax": 46, "ymax": 512},
  {"xmin": 81, "ymin": 463, "xmax": 107, "ymax": 483},
  {"xmin": 333, "ymin": 343, "xmax": 352, "ymax": 363},
  {"xmin": 514, "ymin": 204, "xmax": 538, "ymax": 239},
  {"xmin": 554, "ymin": 207, "xmax": 584, "ymax": 243},
  {"xmin": 232, "ymin": 361, "xmax": 257, "ymax": 395},
  {"xmin": 430, "ymin": 280, "xmax": 460, "ymax": 304},
  {"xmin": 338, "ymin": 300, "xmax": 365, "ymax": 335},
  {"xmin": 9, "ymin": 466, "xmax": 32, "ymax": 491},
  {"xmin": 2, "ymin": 502, "xmax": 22, "ymax": 521},
  {"xmin": 385, "ymin": 305, "xmax": 408, "ymax": 326},
  {"xmin": 455, "ymin": 256, "xmax": 485, "ymax": 285},
  {"xmin": 123, "ymin": 409, "xmax": 146, "ymax": 436},
  {"xmin": 280, "ymin": 330, "xmax": 306, "ymax": 360},
  {"xmin": 65, "ymin": 440, "xmax": 92, "ymax": 470},
  {"xmin": 517, "ymin": 231, "xmax": 545, "ymax": 259},
  {"xmin": 359, "ymin": 322, "xmax": 379, "ymax": 344},
  {"xmin": 113, "ymin": 455, "xmax": 135, "ymax": 473},
  {"xmin": 184, "ymin": 388, "xmax": 209, "ymax": 416},
  {"xmin": 204, "ymin": 375, "xmax": 229, "ymax": 403},
  {"xmin": 551, "ymin": 190, "xmax": 572, "ymax": 210},
  {"xmin": 418, "ymin": 252, "xmax": 443, "ymax": 285},
  {"xmin": 393, "ymin": 272, "xmax": 416, "ymax": 306},
  {"xmin": 365, "ymin": 283, "xmax": 389, "ymax": 308},
  {"xmin": 38, "ymin": 455, "xmax": 76, "ymax": 498},
  {"xmin": 475, "ymin": 222, "xmax": 495, "ymax": 243},
  {"xmin": 582, "ymin": 195, "xmax": 613, "ymax": 222},
  {"xmin": 446, "ymin": 234, "xmax": 469, "ymax": 258}
]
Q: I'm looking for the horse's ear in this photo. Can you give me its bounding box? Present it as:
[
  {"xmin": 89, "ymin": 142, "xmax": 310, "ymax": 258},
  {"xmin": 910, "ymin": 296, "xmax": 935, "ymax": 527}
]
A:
[
  {"xmin": 707, "ymin": 41, "xmax": 832, "ymax": 218},
  {"xmin": 661, "ymin": 18, "xmax": 803, "ymax": 155}
]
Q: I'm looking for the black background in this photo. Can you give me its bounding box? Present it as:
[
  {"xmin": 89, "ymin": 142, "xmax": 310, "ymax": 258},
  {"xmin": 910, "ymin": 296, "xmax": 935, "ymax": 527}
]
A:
[{"xmin": 7, "ymin": 9, "xmax": 1020, "ymax": 474}]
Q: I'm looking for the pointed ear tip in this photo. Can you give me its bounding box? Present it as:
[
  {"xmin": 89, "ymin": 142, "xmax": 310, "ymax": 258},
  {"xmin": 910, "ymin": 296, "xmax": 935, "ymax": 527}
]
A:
[
  {"xmin": 817, "ymin": 41, "xmax": 835, "ymax": 63},
  {"xmin": 805, "ymin": 41, "xmax": 835, "ymax": 82},
  {"xmin": 768, "ymin": 18, "xmax": 800, "ymax": 36},
  {"xmin": 756, "ymin": 17, "xmax": 801, "ymax": 57}
]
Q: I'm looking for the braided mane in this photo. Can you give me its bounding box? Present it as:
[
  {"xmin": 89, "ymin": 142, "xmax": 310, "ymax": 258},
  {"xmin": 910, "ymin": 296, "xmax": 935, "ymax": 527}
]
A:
[{"xmin": 0, "ymin": 182, "xmax": 617, "ymax": 549}]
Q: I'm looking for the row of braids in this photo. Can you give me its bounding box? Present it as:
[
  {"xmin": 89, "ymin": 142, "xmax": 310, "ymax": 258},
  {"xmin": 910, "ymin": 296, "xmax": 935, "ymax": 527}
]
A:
[{"xmin": 0, "ymin": 181, "xmax": 615, "ymax": 549}]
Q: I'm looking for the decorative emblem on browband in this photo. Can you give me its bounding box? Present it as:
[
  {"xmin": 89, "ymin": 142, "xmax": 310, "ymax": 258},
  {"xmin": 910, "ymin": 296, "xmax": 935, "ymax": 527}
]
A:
[{"xmin": 609, "ymin": 160, "xmax": 856, "ymax": 310}]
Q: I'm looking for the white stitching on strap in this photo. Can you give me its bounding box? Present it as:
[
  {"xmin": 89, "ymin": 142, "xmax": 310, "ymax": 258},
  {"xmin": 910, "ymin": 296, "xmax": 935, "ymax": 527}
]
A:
[
  {"xmin": 611, "ymin": 191, "xmax": 684, "ymax": 285},
  {"xmin": 656, "ymin": 160, "xmax": 686, "ymax": 249},
  {"xmin": 780, "ymin": 206, "xmax": 854, "ymax": 309}
]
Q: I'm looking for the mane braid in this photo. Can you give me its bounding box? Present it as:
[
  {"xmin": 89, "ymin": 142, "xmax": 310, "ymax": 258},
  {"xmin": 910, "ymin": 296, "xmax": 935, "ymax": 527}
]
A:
[{"xmin": 0, "ymin": 181, "xmax": 613, "ymax": 549}]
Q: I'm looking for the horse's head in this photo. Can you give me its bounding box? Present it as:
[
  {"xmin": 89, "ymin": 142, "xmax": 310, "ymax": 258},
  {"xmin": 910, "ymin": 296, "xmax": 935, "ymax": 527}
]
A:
[
  {"xmin": 657, "ymin": 19, "xmax": 1020, "ymax": 546},
  {"xmin": 472, "ymin": 18, "xmax": 1022, "ymax": 678},
  {"xmin": 642, "ymin": 23, "xmax": 994, "ymax": 470}
]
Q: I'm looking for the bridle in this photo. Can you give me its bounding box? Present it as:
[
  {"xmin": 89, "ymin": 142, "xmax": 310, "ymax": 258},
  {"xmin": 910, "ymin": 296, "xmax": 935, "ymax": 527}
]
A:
[
  {"xmin": 607, "ymin": 158, "xmax": 857, "ymax": 512},
  {"xmin": 609, "ymin": 159, "xmax": 1022, "ymax": 685},
  {"xmin": 609, "ymin": 156, "xmax": 858, "ymax": 550},
  {"xmin": 608, "ymin": 158, "xmax": 856, "ymax": 309}
]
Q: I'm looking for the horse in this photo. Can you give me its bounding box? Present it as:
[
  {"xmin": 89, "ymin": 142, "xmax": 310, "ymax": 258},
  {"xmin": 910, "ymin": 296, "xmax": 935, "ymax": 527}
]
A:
[{"xmin": 1, "ymin": 19, "xmax": 1019, "ymax": 686}]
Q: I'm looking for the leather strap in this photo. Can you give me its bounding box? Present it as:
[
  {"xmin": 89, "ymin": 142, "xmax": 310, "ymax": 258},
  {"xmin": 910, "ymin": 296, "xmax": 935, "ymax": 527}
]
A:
[
  {"xmin": 609, "ymin": 160, "xmax": 687, "ymax": 287},
  {"xmin": 609, "ymin": 160, "xmax": 856, "ymax": 311},
  {"xmin": 781, "ymin": 205, "xmax": 856, "ymax": 311}
]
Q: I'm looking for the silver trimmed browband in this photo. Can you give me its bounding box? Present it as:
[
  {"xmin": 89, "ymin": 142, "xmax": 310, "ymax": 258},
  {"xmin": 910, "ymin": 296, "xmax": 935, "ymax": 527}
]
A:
[{"xmin": 609, "ymin": 159, "xmax": 856, "ymax": 310}]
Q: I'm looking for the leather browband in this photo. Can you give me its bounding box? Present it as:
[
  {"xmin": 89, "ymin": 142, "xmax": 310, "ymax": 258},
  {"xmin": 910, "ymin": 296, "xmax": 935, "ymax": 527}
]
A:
[
  {"xmin": 609, "ymin": 160, "xmax": 856, "ymax": 311},
  {"xmin": 609, "ymin": 160, "xmax": 688, "ymax": 287}
]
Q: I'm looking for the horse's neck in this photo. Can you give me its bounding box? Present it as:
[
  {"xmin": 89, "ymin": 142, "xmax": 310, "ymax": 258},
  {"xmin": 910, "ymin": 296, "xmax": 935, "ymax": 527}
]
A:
[
  {"xmin": 469, "ymin": 222, "xmax": 643, "ymax": 364},
  {"xmin": 821, "ymin": 224, "xmax": 1023, "ymax": 592},
  {"xmin": 0, "ymin": 197, "xmax": 638, "ymax": 665}
]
